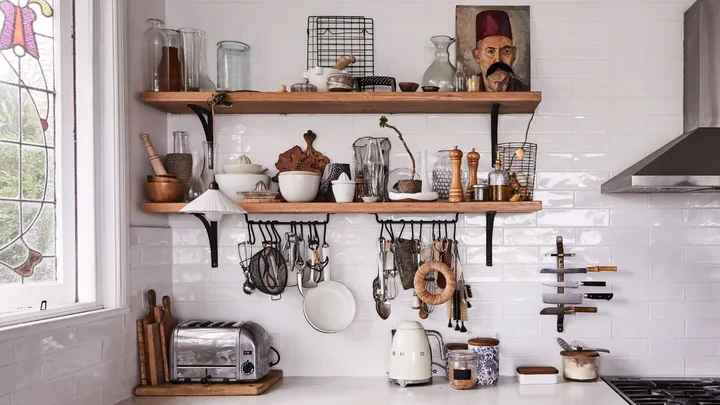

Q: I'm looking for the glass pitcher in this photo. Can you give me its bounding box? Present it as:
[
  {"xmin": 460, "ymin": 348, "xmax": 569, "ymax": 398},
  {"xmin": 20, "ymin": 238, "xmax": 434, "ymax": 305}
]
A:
[
  {"xmin": 217, "ymin": 41, "xmax": 251, "ymax": 91},
  {"xmin": 352, "ymin": 137, "xmax": 391, "ymax": 201},
  {"xmin": 422, "ymin": 35, "xmax": 456, "ymax": 92}
]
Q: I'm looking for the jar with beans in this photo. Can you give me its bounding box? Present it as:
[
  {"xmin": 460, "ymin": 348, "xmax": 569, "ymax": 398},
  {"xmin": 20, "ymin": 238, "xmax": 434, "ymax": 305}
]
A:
[{"xmin": 447, "ymin": 350, "xmax": 478, "ymax": 390}]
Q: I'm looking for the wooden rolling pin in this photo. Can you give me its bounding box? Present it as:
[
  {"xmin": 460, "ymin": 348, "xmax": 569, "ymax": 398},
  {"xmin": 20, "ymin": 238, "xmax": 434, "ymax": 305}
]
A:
[
  {"xmin": 139, "ymin": 133, "xmax": 169, "ymax": 176},
  {"xmin": 334, "ymin": 56, "xmax": 356, "ymax": 70}
]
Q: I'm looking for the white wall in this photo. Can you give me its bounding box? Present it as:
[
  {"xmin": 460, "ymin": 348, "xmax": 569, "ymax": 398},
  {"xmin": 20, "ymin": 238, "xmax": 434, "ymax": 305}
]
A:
[{"xmin": 164, "ymin": 0, "xmax": 718, "ymax": 377}]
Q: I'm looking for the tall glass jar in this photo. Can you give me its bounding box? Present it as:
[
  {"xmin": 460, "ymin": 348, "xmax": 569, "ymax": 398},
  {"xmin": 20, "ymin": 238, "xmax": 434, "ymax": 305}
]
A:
[
  {"xmin": 162, "ymin": 29, "xmax": 182, "ymax": 91},
  {"xmin": 184, "ymin": 151, "xmax": 206, "ymax": 202},
  {"xmin": 454, "ymin": 61, "xmax": 467, "ymax": 92},
  {"xmin": 217, "ymin": 41, "xmax": 251, "ymax": 91},
  {"xmin": 196, "ymin": 30, "xmax": 216, "ymax": 92},
  {"xmin": 143, "ymin": 19, "xmax": 170, "ymax": 92},
  {"xmin": 422, "ymin": 35, "xmax": 456, "ymax": 92},
  {"xmin": 178, "ymin": 28, "xmax": 199, "ymax": 92},
  {"xmin": 432, "ymin": 150, "xmax": 452, "ymax": 201}
]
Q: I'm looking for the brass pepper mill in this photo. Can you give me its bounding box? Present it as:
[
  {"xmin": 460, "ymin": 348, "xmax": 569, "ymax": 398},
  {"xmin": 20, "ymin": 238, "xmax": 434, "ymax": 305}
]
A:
[
  {"xmin": 465, "ymin": 148, "xmax": 480, "ymax": 201},
  {"xmin": 449, "ymin": 146, "xmax": 464, "ymax": 203}
]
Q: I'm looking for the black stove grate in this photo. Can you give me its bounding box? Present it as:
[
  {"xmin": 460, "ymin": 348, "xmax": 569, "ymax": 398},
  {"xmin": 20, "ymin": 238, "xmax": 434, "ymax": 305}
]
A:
[{"xmin": 604, "ymin": 377, "xmax": 720, "ymax": 405}]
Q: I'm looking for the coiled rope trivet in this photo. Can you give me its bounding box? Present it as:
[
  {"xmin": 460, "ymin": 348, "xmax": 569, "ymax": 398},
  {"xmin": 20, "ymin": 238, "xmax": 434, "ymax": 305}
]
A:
[{"xmin": 414, "ymin": 260, "xmax": 455, "ymax": 305}]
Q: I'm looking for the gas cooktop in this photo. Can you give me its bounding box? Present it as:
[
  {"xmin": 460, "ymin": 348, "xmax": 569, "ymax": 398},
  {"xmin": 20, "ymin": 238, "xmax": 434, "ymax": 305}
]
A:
[{"xmin": 603, "ymin": 377, "xmax": 720, "ymax": 405}]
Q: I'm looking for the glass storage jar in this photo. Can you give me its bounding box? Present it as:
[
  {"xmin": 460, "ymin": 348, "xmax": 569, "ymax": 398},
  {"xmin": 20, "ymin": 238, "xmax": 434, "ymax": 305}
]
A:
[
  {"xmin": 447, "ymin": 350, "xmax": 478, "ymax": 390},
  {"xmin": 561, "ymin": 351, "xmax": 599, "ymax": 382},
  {"xmin": 161, "ymin": 28, "xmax": 182, "ymax": 91},
  {"xmin": 217, "ymin": 41, "xmax": 251, "ymax": 91}
]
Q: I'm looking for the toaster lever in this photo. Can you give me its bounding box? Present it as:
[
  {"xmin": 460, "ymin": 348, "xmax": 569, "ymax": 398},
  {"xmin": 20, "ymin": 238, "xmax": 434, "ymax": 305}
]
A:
[{"xmin": 200, "ymin": 375, "xmax": 212, "ymax": 384}]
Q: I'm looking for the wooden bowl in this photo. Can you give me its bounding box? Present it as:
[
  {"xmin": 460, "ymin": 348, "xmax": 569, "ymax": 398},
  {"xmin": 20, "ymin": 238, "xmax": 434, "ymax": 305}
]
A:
[
  {"xmin": 399, "ymin": 82, "xmax": 419, "ymax": 92},
  {"xmin": 145, "ymin": 181, "xmax": 184, "ymax": 203}
]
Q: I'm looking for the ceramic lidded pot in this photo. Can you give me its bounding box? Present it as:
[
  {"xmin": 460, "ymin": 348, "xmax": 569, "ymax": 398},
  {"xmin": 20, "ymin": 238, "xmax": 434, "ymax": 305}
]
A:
[{"xmin": 468, "ymin": 338, "xmax": 500, "ymax": 386}]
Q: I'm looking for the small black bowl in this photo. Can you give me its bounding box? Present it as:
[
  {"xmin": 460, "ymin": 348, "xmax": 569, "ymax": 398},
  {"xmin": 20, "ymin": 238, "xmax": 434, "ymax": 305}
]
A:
[
  {"xmin": 399, "ymin": 82, "xmax": 419, "ymax": 92},
  {"xmin": 422, "ymin": 86, "xmax": 440, "ymax": 92}
]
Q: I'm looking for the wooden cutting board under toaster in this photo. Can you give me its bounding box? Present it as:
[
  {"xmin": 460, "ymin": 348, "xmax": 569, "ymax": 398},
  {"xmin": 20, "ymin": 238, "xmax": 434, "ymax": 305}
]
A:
[{"xmin": 134, "ymin": 290, "xmax": 282, "ymax": 396}]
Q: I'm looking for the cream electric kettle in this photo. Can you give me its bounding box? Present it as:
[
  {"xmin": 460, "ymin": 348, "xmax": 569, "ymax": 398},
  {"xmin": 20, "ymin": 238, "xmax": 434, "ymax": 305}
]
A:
[{"xmin": 388, "ymin": 321, "xmax": 445, "ymax": 387}]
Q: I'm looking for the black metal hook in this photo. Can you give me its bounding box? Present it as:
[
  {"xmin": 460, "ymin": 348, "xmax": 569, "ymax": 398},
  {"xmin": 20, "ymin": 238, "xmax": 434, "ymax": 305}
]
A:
[{"xmin": 398, "ymin": 221, "xmax": 406, "ymax": 240}]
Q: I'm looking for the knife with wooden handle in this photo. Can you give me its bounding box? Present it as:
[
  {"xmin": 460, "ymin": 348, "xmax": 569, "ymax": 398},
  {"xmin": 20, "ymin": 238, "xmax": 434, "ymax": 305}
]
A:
[
  {"xmin": 543, "ymin": 293, "xmax": 614, "ymax": 305},
  {"xmin": 540, "ymin": 266, "xmax": 617, "ymax": 274},
  {"xmin": 541, "ymin": 307, "xmax": 598, "ymax": 315},
  {"xmin": 542, "ymin": 281, "xmax": 607, "ymax": 288}
]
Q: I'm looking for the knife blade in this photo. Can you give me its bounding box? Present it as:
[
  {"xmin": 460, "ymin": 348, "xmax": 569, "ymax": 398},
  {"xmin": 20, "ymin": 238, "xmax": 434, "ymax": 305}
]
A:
[
  {"xmin": 542, "ymin": 281, "xmax": 607, "ymax": 288},
  {"xmin": 542, "ymin": 293, "xmax": 614, "ymax": 305},
  {"xmin": 540, "ymin": 266, "xmax": 617, "ymax": 274},
  {"xmin": 540, "ymin": 307, "xmax": 598, "ymax": 315}
]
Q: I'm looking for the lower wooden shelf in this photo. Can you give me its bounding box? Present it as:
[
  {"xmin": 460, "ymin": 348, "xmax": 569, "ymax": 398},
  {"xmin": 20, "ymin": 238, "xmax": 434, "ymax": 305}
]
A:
[{"xmin": 141, "ymin": 201, "xmax": 542, "ymax": 214}]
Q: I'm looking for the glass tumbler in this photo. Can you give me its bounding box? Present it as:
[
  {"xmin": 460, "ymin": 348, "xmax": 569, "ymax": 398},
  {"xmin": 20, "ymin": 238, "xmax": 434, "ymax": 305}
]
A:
[
  {"xmin": 196, "ymin": 30, "xmax": 216, "ymax": 92},
  {"xmin": 217, "ymin": 41, "xmax": 251, "ymax": 91},
  {"xmin": 178, "ymin": 28, "xmax": 199, "ymax": 92},
  {"xmin": 143, "ymin": 18, "xmax": 170, "ymax": 92}
]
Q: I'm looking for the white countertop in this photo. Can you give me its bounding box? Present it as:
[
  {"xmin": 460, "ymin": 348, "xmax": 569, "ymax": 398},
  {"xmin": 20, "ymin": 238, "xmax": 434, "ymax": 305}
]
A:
[{"xmin": 116, "ymin": 376, "xmax": 628, "ymax": 405}]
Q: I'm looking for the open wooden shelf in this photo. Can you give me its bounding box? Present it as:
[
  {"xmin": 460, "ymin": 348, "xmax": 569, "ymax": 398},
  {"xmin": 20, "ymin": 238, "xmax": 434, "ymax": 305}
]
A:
[
  {"xmin": 138, "ymin": 91, "xmax": 542, "ymax": 115},
  {"xmin": 141, "ymin": 201, "xmax": 542, "ymax": 214}
]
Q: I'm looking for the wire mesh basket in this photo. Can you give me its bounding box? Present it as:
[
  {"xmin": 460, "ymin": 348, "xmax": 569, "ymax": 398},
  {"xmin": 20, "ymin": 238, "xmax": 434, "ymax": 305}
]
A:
[
  {"xmin": 307, "ymin": 16, "xmax": 374, "ymax": 79},
  {"xmin": 497, "ymin": 142, "xmax": 537, "ymax": 201}
]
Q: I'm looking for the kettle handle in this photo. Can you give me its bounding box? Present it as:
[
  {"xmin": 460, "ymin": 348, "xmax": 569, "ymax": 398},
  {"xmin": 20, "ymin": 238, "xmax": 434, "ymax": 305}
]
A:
[
  {"xmin": 269, "ymin": 347, "xmax": 280, "ymax": 367},
  {"xmin": 425, "ymin": 330, "xmax": 446, "ymax": 361}
]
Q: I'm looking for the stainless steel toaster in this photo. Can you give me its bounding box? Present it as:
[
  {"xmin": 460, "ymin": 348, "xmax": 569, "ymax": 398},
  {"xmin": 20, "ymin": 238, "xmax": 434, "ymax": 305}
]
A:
[{"xmin": 170, "ymin": 320, "xmax": 279, "ymax": 382}]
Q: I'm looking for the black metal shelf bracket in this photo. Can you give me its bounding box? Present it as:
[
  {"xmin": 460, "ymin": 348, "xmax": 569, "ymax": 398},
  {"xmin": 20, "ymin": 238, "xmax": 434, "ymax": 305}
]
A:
[
  {"xmin": 192, "ymin": 213, "xmax": 219, "ymax": 268},
  {"xmin": 486, "ymin": 211, "xmax": 497, "ymax": 266},
  {"xmin": 490, "ymin": 103, "xmax": 500, "ymax": 166}
]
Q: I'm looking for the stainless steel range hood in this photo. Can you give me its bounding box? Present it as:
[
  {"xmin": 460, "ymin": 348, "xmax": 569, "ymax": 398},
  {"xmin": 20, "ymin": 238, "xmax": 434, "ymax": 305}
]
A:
[{"xmin": 601, "ymin": 0, "xmax": 720, "ymax": 194}]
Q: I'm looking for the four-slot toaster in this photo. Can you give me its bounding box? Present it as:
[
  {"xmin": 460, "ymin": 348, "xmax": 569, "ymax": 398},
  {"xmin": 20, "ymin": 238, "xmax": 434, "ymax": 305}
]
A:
[{"xmin": 170, "ymin": 320, "xmax": 279, "ymax": 382}]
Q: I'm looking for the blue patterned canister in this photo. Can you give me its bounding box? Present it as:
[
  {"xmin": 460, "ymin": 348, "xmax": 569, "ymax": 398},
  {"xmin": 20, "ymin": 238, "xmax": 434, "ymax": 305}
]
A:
[{"xmin": 468, "ymin": 338, "xmax": 500, "ymax": 386}]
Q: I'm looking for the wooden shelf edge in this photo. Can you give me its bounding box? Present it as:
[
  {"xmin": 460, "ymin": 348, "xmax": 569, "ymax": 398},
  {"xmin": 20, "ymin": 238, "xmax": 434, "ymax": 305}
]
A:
[
  {"xmin": 138, "ymin": 91, "xmax": 542, "ymax": 115},
  {"xmin": 141, "ymin": 201, "xmax": 542, "ymax": 214}
]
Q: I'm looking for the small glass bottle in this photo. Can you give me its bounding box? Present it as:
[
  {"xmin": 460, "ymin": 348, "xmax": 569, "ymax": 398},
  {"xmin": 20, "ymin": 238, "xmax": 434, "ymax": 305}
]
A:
[
  {"xmin": 173, "ymin": 131, "xmax": 189, "ymax": 153},
  {"xmin": 143, "ymin": 18, "xmax": 170, "ymax": 92},
  {"xmin": 454, "ymin": 61, "xmax": 467, "ymax": 92},
  {"xmin": 184, "ymin": 151, "xmax": 207, "ymax": 202},
  {"xmin": 488, "ymin": 152, "xmax": 510, "ymax": 201}
]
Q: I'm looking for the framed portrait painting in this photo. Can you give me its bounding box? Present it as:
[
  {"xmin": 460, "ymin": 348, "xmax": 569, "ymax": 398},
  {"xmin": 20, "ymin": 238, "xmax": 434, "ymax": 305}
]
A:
[{"xmin": 456, "ymin": 6, "xmax": 530, "ymax": 92}]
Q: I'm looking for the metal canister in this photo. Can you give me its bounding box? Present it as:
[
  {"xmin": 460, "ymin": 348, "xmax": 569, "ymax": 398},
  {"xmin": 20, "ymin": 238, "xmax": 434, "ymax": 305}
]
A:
[{"xmin": 472, "ymin": 184, "xmax": 489, "ymax": 201}]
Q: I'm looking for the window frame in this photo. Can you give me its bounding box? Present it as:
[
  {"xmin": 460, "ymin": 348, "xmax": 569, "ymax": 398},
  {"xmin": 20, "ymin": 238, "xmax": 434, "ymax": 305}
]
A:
[{"xmin": 0, "ymin": 0, "xmax": 128, "ymax": 327}]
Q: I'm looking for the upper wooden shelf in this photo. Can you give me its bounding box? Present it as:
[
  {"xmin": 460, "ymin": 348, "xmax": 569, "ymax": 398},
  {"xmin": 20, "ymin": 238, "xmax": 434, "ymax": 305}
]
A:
[
  {"xmin": 141, "ymin": 201, "xmax": 542, "ymax": 214},
  {"xmin": 138, "ymin": 91, "xmax": 542, "ymax": 115}
]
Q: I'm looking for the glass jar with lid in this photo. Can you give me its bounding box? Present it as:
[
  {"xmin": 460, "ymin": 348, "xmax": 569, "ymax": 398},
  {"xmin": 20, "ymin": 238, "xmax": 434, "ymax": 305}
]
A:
[
  {"xmin": 217, "ymin": 41, "xmax": 251, "ymax": 91},
  {"xmin": 432, "ymin": 150, "xmax": 452, "ymax": 201},
  {"xmin": 488, "ymin": 151, "xmax": 510, "ymax": 201},
  {"xmin": 447, "ymin": 350, "xmax": 478, "ymax": 390}
]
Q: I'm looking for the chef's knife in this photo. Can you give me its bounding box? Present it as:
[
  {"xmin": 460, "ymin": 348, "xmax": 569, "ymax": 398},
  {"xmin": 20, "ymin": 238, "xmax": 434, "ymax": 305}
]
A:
[
  {"xmin": 540, "ymin": 266, "xmax": 617, "ymax": 274},
  {"xmin": 540, "ymin": 307, "xmax": 598, "ymax": 315},
  {"xmin": 543, "ymin": 293, "xmax": 614, "ymax": 305},
  {"xmin": 542, "ymin": 281, "xmax": 607, "ymax": 288}
]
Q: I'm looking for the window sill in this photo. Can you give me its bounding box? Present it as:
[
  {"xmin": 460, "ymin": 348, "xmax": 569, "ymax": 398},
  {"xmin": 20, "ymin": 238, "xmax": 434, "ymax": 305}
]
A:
[{"xmin": 0, "ymin": 306, "xmax": 130, "ymax": 341}]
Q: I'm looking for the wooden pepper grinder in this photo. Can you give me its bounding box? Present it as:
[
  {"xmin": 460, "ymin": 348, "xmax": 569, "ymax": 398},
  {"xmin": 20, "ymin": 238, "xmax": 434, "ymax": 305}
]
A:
[
  {"xmin": 449, "ymin": 146, "xmax": 464, "ymax": 203},
  {"xmin": 465, "ymin": 148, "xmax": 480, "ymax": 201}
]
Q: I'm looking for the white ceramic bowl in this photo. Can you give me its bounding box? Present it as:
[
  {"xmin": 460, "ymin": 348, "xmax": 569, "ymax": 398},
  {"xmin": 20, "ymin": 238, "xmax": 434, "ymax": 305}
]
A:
[
  {"xmin": 278, "ymin": 171, "xmax": 321, "ymax": 202},
  {"xmin": 215, "ymin": 173, "xmax": 271, "ymax": 202},
  {"xmin": 222, "ymin": 164, "xmax": 268, "ymax": 174}
]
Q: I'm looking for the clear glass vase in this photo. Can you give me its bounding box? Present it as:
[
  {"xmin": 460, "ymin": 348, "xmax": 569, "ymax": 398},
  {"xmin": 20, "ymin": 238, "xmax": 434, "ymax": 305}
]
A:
[
  {"xmin": 217, "ymin": 41, "xmax": 251, "ymax": 91},
  {"xmin": 201, "ymin": 141, "xmax": 215, "ymax": 188},
  {"xmin": 196, "ymin": 30, "xmax": 216, "ymax": 92},
  {"xmin": 422, "ymin": 35, "xmax": 456, "ymax": 92},
  {"xmin": 178, "ymin": 28, "xmax": 199, "ymax": 92},
  {"xmin": 184, "ymin": 151, "xmax": 207, "ymax": 202},
  {"xmin": 143, "ymin": 18, "xmax": 170, "ymax": 92}
]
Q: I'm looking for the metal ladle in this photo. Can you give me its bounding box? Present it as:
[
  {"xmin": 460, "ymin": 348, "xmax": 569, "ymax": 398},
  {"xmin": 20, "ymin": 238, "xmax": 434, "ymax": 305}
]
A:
[{"xmin": 375, "ymin": 238, "xmax": 391, "ymax": 319}]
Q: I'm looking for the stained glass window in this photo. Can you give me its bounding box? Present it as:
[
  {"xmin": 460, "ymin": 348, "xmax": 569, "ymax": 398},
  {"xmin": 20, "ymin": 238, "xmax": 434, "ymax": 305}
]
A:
[{"xmin": 0, "ymin": 0, "xmax": 56, "ymax": 286}]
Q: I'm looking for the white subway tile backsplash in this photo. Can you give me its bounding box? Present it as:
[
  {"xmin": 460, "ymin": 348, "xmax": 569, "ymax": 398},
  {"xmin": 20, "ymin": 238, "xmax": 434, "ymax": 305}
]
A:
[
  {"xmin": 537, "ymin": 209, "xmax": 610, "ymax": 227},
  {"xmin": 684, "ymin": 210, "xmax": 720, "ymax": 226},
  {"xmin": 614, "ymin": 283, "xmax": 685, "ymax": 302},
  {"xmin": 9, "ymin": 374, "xmax": 74, "ymax": 405},
  {"xmin": 10, "ymin": 327, "xmax": 75, "ymax": 363},
  {"xmin": 44, "ymin": 342, "xmax": 101, "ymax": 380},
  {"xmin": 649, "ymin": 340, "xmax": 720, "ymax": 357},
  {"xmin": 0, "ymin": 359, "xmax": 43, "ymax": 397},
  {"xmin": 651, "ymin": 228, "xmax": 720, "ymax": 245},
  {"xmin": 612, "ymin": 320, "xmax": 685, "ymax": 338},
  {"xmin": 613, "ymin": 358, "xmax": 684, "ymax": 377},
  {"xmin": 650, "ymin": 302, "xmax": 720, "ymax": 320},
  {"xmin": 612, "ymin": 209, "xmax": 682, "ymax": 227},
  {"xmin": 75, "ymin": 359, "xmax": 124, "ymax": 396},
  {"xmin": 687, "ymin": 321, "xmax": 720, "ymax": 338},
  {"xmin": 577, "ymin": 228, "xmax": 649, "ymax": 246},
  {"xmin": 75, "ymin": 317, "xmax": 123, "ymax": 344},
  {"xmin": 686, "ymin": 359, "xmax": 720, "ymax": 376}
]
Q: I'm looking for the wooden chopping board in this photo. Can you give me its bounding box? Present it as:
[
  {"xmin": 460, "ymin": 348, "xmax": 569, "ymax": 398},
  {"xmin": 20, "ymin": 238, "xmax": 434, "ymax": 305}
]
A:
[
  {"xmin": 273, "ymin": 130, "xmax": 329, "ymax": 181},
  {"xmin": 134, "ymin": 370, "xmax": 283, "ymax": 396}
]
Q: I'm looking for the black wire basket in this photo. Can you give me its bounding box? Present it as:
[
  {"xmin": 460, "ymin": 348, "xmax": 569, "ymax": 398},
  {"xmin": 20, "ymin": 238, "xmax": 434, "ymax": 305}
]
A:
[
  {"xmin": 307, "ymin": 16, "xmax": 374, "ymax": 79},
  {"xmin": 497, "ymin": 142, "xmax": 537, "ymax": 201}
]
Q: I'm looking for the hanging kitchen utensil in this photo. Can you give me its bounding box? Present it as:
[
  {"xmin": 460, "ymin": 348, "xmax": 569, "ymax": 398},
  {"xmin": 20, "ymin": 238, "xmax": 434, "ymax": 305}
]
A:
[
  {"xmin": 375, "ymin": 237, "xmax": 391, "ymax": 320},
  {"xmin": 238, "ymin": 242, "xmax": 255, "ymax": 295},
  {"xmin": 414, "ymin": 260, "xmax": 455, "ymax": 306},
  {"xmin": 283, "ymin": 231, "xmax": 299, "ymax": 288},
  {"xmin": 249, "ymin": 224, "xmax": 288, "ymax": 297}
]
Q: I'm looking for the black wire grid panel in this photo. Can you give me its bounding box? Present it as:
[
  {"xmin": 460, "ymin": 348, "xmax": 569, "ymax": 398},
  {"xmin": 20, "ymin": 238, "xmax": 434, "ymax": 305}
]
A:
[
  {"xmin": 307, "ymin": 16, "xmax": 374, "ymax": 79},
  {"xmin": 498, "ymin": 142, "xmax": 538, "ymax": 201}
]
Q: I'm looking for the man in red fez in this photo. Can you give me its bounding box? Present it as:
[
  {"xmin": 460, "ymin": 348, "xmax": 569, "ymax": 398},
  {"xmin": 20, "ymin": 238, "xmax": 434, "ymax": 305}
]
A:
[{"xmin": 472, "ymin": 10, "xmax": 529, "ymax": 92}]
